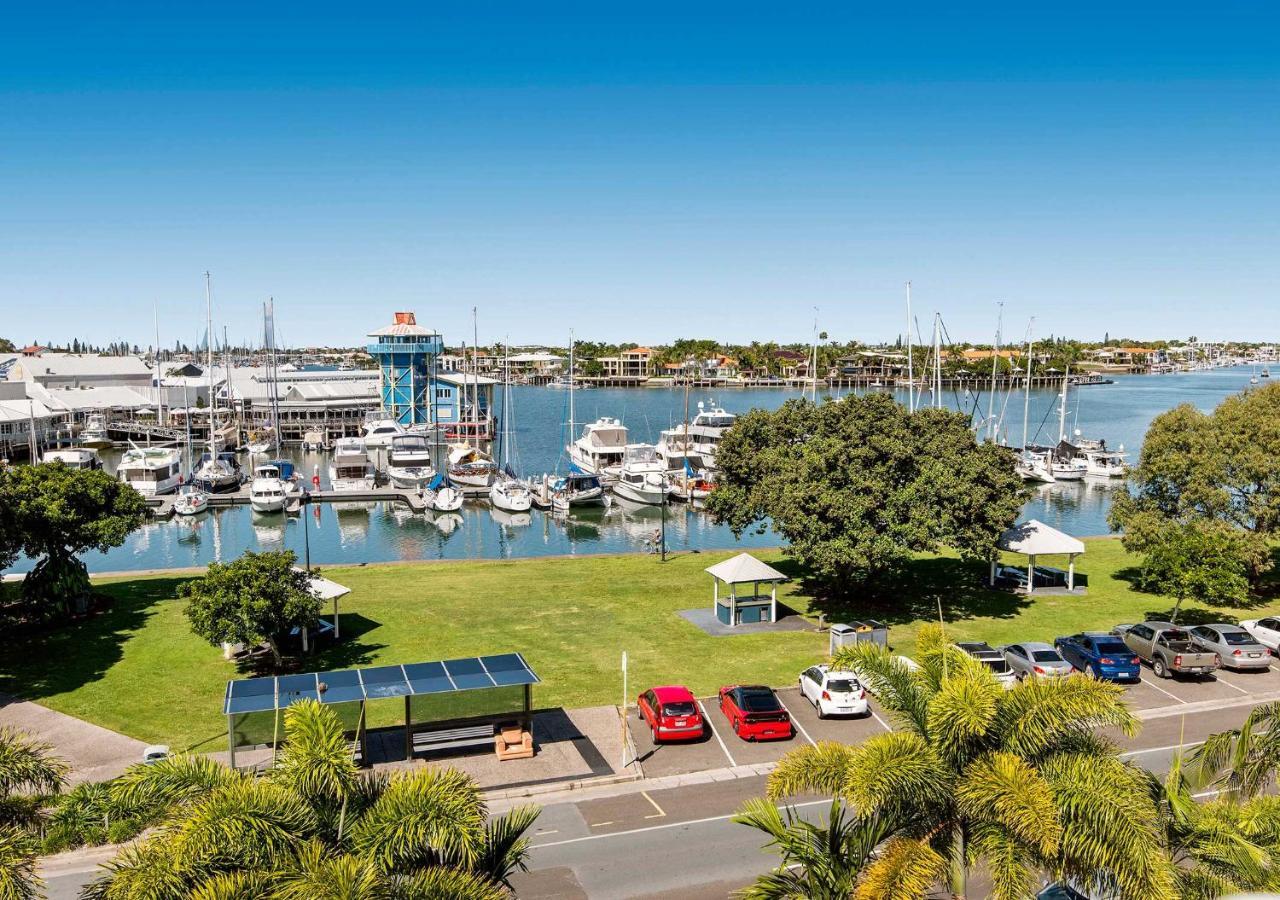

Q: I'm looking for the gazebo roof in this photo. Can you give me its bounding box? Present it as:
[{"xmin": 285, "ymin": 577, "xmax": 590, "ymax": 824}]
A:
[
  {"xmin": 705, "ymin": 553, "xmax": 788, "ymax": 584},
  {"xmin": 294, "ymin": 568, "xmax": 351, "ymax": 600},
  {"xmin": 998, "ymin": 520, "xmax": 1086, "ymax": 556}
]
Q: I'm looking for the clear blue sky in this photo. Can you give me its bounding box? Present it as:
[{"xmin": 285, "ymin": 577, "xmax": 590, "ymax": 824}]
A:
[{"xmin": 2, "ymin": 2, "xmax": 1276, "ymax": 349}]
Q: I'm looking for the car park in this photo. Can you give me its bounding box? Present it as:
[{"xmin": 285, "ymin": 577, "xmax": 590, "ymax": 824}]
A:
[
  {"xmin": 718, "ymin": 685, "xmax": 793, "ymax": 741},
  {"xmin": 1002, "ymin": 642, "xmax": 1074, "ymax": 680},
  {"xmin": 955, "ymin": 641, "xmax": 1017, "ymax": 689},
  {"xmin": 798, "ymin": 665, "xmax": 869, "ymax": 718},
  {"xmin": 1121, "ymin": 622, "xmax": 1219, "ymax": 679},
  {"xmin": 1054, "ymin": 632, "xmax": 1142, "ymax": 682},
  {"xmin": 636, "ymin": 685, "xmax": 704, "ymax": 742},
  {"xmin": 1241, "ymin": 617, "xmax": 1280, "ymax": 653},
  {"xmin": 1188, "ymin": 624, "xmax": 1271, "ymax": 671}
]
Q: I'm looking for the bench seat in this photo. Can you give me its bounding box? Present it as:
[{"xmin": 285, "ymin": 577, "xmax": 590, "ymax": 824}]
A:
[{"xmin": 411, "ymin": 724, "xmax": 495, "ymax": 755}]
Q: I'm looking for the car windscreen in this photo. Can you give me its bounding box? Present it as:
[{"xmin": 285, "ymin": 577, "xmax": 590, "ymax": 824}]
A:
[
  {"xmin": 825, "ymin": 679, "xmax": 857, "ymax": 693},
  {"xmin": 1032, "ymin": 650, "xmax": 1064, "ymax": 663},
  {"xmin": 739, "ymin": 690, "xmax": 783, "ymax": 712},
  {"xmin": 1094, "ymin": 641, "xmax": 1128, "ymax": 656},
  {"xmin": 1221, "ymin": 631, "xmax": 1257, "ymax": 646},
  {"xmin": 661, "ymin": 701, "xmax": 697, "ymax": 717}
]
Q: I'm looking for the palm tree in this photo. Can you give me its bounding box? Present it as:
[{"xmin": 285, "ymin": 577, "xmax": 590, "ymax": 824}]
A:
[
  {"xmin": 0, "ymin": 727, "xmax": 68, "ymax": 900},
  {"xmin": 756, "ymin": 624, "xmax": 1176, "ymax": 899},
  {"xmin": 85, "ymin": 699, "xmax": 538, "ymax": 899},
  {"xmin": 1192, "ymin": 700, "xmax": 1280, "ymax": 800}
]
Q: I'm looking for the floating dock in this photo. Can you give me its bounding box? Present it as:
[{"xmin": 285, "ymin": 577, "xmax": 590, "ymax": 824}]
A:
[{"xmin": 148, "ymin": 485, "xmax": 429, "ymax": 518}]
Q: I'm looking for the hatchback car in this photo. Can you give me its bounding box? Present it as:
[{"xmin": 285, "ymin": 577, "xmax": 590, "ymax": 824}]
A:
[
  {"xmin": 955, "ymin": 642, "xmax": 1017, "ymax": 689},
  {"xmin": 1241, "ymin": 617, "xmax": 1280, "ymax": 653},
  {"xmin": 636, "ymin": 685, "xmax": 704, "ymax": 742},
  {"xmin": 718, "ymin": 685, "xmax": 793, "ymax": 741},
  {"xmin": 1002, "ymin": 642, "xmax": 1074, "ymax": 680},
  {"xmin": 1189, "ymin": 624, "xmax": 1272, "ymax": 670},
  {"xmin": 798, "ymin": 665, "xmax": 869, "ymax": 718}
]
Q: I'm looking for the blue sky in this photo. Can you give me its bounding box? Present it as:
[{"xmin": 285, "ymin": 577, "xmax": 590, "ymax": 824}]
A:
[{"xmin": 1, "ymin": 3, "xmax": 1276, "ymax": 349}]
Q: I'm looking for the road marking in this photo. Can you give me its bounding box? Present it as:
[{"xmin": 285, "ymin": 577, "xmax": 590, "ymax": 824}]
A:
[
  {"xmin": 535, "ymin": 829, "xmax": 559, "ymax": 836},
  {"xmin": 777, "ymin": 696, "xmax": 816, "ymax": 746},
  {"xmin": 699, "ymin": 700, "xmax": 737, "ymax": 768},
  {"xmin": 641, "ymin": 791, "xmax": 667, "ymax": 819},
  {"xmin": 868, "ymin": 708, "xmax": 893, "ymax": 733},
  {"xmin": 590, "ymin": 821, "xmax": 615, "ymax": 827},
  {"xmin": 1212, "ymin": 674, "xmax": 1253, "ymax": 695},
  {"xmin": 533, "ymin": 799, "xmax": 831, "ymax": 849},
  {"xmin": 1138, "ymin": 677, "xmax": 1187, "ymax": 704},
  {"xmin": 1120, "ymin": 739, "xmax": 1205, "ymax": 759}
]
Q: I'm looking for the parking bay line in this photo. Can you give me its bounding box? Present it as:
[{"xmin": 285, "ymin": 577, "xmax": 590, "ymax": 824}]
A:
[
  {"xmin": 534, "ymin": 799, "xmax": 832, "ymax": 849},
  {"xmin": 641, "ymin": 791, "xmax": 667, "ymax": 819},
  {"xmin": 778, "ymin": 697, "xmax": 817, "ymax": 746},
  {"xmin": 1212, "ymin": 673, "xmax": 1253, "ymax": 696},
  {"xmin": 698, "ymin": 700, "xmax": 738, "ymax": 768},
  {"xmin": 1137, "ymin": 677, "xmax": 1188, "ymax": 705}
]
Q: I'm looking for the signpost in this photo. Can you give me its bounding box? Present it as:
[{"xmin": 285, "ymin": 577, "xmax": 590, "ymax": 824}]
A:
[{"xmin": 621, "ymin": 650, "xmax": 629, "ymax": 769}]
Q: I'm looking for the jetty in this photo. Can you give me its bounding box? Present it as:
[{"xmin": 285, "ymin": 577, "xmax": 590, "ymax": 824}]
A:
[{"xmin": 148, "ymin": 485, "xmax": 430, "ymax": 519}]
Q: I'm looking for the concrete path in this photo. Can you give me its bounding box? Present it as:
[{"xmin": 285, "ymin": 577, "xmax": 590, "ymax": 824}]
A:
[{"xmin": 0, "ymin": 695, "xmax": 145, "ymax": 784}]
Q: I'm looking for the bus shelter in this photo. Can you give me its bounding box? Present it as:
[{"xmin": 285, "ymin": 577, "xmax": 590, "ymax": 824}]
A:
[{"xmin": 223, "ymin": 653, "xmax": 540, "ymax": 768}]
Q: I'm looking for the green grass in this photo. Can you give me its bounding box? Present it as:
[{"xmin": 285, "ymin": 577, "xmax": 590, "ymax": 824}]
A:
[{"xmin": 2, "ymin": 540, "xmax": 1277, "ymax": 752}]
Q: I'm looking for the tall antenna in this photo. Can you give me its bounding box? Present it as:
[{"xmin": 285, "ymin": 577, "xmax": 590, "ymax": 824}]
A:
[
  {"xmin": 905, "ymin": 282, "xmax": 914, "ymax": 413},
  {"xmin": 987, "ymin": 302, "xmax": 1003, "ymax": 442}
]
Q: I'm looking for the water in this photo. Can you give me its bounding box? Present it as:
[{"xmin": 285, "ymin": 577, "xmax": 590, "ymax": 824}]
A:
[{"xmin": 24, "ymin": 366, "xmax": 1263, "ymax": 574}]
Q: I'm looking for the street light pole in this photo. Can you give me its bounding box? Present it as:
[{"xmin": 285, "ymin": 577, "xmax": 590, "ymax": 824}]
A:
[{"xmin": 660, "ymin": 495, "xmax": 667, "ymax": 562}]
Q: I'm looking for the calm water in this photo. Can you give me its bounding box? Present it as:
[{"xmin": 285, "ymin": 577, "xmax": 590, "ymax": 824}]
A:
[{"xmin": 27, "ymin": 366, "xmax": 1262, "ymax": 574}]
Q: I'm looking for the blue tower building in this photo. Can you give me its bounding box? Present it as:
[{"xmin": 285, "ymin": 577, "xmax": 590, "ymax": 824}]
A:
[{"xmin": 366, "ymin": 312, "xmax": 444, "ymax": 426}]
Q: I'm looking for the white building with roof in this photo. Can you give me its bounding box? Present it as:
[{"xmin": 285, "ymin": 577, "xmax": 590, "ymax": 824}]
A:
[{"xmin": 6, "ymin": 352, "xmax": 155, "ymax": 388}]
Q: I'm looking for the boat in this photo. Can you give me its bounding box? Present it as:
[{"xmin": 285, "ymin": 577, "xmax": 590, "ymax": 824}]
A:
[
  {"xmin": 549, "ymin": 471, "xmax": 609, "ymax": 511},
  {"xmin": 422, "ymin": 473, "xmax": 464, "ymax": 512},
  {"xmin": 301, "ymin": 431, "xmax": 331, "ymax": 452},
  {"xmin": 249, "ymin": 461, "xmax": 301, "ymax": 513},
  {"xmin": 78, "ymin": 414, "xmax": 113, "ymax": 449},
  {"xmin": 546, "ymin": 375, "xmax": 573, "ymax": 389},
  {"xmin": 173, "ymin": 485, "xmax": 210, "ymax": 516},
  {"xmin": 669, "ymin": 466, "xmax": 715, "ymax": 501},
  {"xmin": 329, "ymin": 437, "xmax": 375, "ymax": 492},
  {"xmin": 1263, "ymin": 367, "xmax": 1272, "ymax": 379},
  {"xmin": 490, "ymin": 467, "xmax": 532, "ymax": 512},
  {"xmin": 386, "ymin": 433, "xmax": 436, "ymax": 490},
  {"xmin": 42, "ymin": 447, "xmax": 102, "ymax": 470},
  {"xmin": 567, "ymin": 417, "xmax": 628, "ymax": 479},
  {"xmin": 361, "ymin": 418, "xmax": 406, "ymax": 450},
  {"xmin": 191, "ymin": 450, "xmax": 243, "ymax": 493},
  {"xmin": 1014, "ymin": 452, "xmax": 1056, "ymax": 483},
  {"xmin": 447, "ymin": 445, "xmax": 496, "ymax": 489},
  {"xmin": 489, "ymin": 347, "xmax": 533, "ymax": 513},
  {"xmin": 654, "ymin": 427, "xmax": 697, "ymax": 473},
  {"xmin": 117, "ymin": 446, "xmax": 183, "ymax": 496},
  {"xmin": 1071, "ymin": 435, "xmax": 1128, "ymax": 478},
  {"xmin": 685, "ymin": 402, "xmax": 737, "ymax": 472},
  {"xmin": 612, "ymin": 444, "xmax": 670, "ymax": 505}
]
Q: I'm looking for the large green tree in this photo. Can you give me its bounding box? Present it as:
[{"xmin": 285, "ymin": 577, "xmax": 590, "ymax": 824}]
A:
[
  {"xmin": 183, "ymin": 551, "xmax": 321, "ymax": 669},
  {"xmin": 1116, "ymin": 516, "xmax": 1255, "ymax": 623},
  {"xmin": 707, "ymin": 395, "xmax": 1027, "ymax": 594},
  {"xmin": 85, "ymin": 700, "xmax": 539, "ymax": 899},
  {"xmin": 753, "ymin": 625, "xmax": 1175, "ymax": 899},
  {"xmin": 0, "ymin": 463, "xmax": 146, "ymax": 618},
  {"xmin": 0, "ymin": 727, "xmax": 69, "ymax": 900}
]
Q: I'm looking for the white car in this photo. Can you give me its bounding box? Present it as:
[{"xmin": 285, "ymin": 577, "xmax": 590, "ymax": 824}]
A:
[
  {"xmin": 799, "ymin": 665, "xmax": 870, "ymax": 719},
  {"xmin": 1240, "ymin": 617, "xmax": 1280, "ymax": 653}
]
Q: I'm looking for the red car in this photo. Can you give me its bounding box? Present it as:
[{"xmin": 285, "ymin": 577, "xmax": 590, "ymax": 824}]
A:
[
  {"xmin": 637, "ymin": 685, "xmax": 704, "ymax": 742},
  {"xmin": 718, "ymin": 685, "xmax": 793, "ymax": 741}
]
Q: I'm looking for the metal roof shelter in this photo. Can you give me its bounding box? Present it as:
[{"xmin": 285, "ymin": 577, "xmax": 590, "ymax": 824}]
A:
[
  {"xmin": 706, "ymin": 553, "xmax": 788, "ymax": 627},
  {"xmin": 992, "ymin": 519, "xmax": 1087, "ymax": 592},
  {"xmin": 223, "ymin": 654, "xmax": 539, "ymax": 767}
]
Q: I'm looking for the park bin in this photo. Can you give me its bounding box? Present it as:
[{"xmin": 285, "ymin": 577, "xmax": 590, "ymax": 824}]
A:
[
  {"xmin": 829, "ymin": 623, "xmax": 857, "ymax": 656},
  {"xmin": 854, "ymin": 620, "xmax": 889, "ymax": 647}
]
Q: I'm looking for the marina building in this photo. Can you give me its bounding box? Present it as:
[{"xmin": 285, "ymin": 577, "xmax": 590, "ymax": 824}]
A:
[{"xmin": 365, "ymin": 312, "xmax": 445, "ymax": 426}]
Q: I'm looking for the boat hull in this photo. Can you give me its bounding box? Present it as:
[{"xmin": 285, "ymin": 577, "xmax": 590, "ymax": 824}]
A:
[
  {"xmin": 388, "ymin": 466, "xmax": 436, "ymax": 490},
  {"xmin": 612, "ymin": 480, "xmax": 668, "ymax": 505},
  {"xmin": 489, "ymin": 482, "xmax": 533, "ymax": 512},
  {"xmin": 431, "ymin": 486, "xmax": 464, "ymax": 512}
]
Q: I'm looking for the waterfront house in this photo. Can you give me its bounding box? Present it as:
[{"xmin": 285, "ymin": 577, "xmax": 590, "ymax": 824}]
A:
[{"xmin": 598, "ymin": 347, "xmax": 654, "ymax": 379}]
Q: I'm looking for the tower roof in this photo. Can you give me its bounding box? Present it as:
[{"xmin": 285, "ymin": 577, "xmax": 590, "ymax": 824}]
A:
[{"xmin": 368, "ymin": 312, "xmax": 439, "ymax": 338}]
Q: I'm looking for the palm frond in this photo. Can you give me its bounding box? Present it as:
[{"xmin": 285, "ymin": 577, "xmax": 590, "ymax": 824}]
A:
[
  {"xmin": 389, "ymin": 866, "xmax": 506, "ymax": 900},
  {"xmin": 273, "ymin": 842, "xmax": 389, "ymax": 900},
  {"xmin": 1190, "ymin": 701, "xmax": 1280, "ymax": 800},
  {"xmin": 350, "ymin": 767, "xmax": 486, "ymax": 875},
  {"xmin": 270, "ymin": 699, "xmax": 359, "ymax": 807},
  {"xmin": 80, "ymin": 837, "xmax": 190, "ymax": 900},
  {"xmin": 110, "ymin": 753, "xmax": 242, "ymax": 816},
  {"xmin": 994, "ymin": 675, "xmax": 1138, "ymax": 761},
  {"xmin": 924, "ymin": 670, "xmax": 999, "ymax": 766},
  {"xmin": 956, "ymin": 751, "xmax": 1060, "ymax": 858},
  {"xmin": 967, "ymin": 822, "xmax": 1037, "ymax": 900},
  {"xmin": 167, "ymin": 779, "xmax": 317, "ymax": 875},
  {"xmin": 470, "ymin": 804, "xmax": 539, "ymax": 885},
  {"xmin": 188, "ymin": 870, "xmax": 281, "ymax": 900},
  {"xmin": 852, "ymin": 835, "xmax": 947, "ymax": 900},
  {"xmin": 0, "ymin": 825, "xmax": 42, "ymax": 900},
  {"xmin": 0, "ymin": 727, "xmax": 68, "ymax": 799},
  {"xmin": 830, "ymin": 643, "xmax": 930, "ymax": 735},
  {"xmin": 765, "ymin": 742, "xmax": 858, "ymax": 802}
]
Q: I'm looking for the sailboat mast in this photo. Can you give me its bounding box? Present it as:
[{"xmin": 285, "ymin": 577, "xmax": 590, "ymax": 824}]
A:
[
  {"xmin": 472, "ymin": 307, "xmax": 479, "ymax": 440},
  {"xmin": 1058, "ymin": 366, "xmax": 1070, "ymax": 442},
  {"xmin": 154, "ymin": 302, "xmax": 162, "ymax": 426},
  {"xmin": 987, "ymin": 302, "xmax": 1003, "ymax": 442},
  {"xmin": 933, "ymin": 313, "xmax": 942, "ymax": 408},
  {"xmin": 204, "ymin": 272, "xmax": 216, "ymax": 455},
  {"xmin": 1021, "ymin": 319, "xmax": 1035, "ymax": 451},
  {"xmin": 810, "ymin": 307, "xmax": 819, "ymax": 403},
  {"xmin": 905, "ymin": 281, "xmax": 914, "ymax": 413},
  {"xmin": 568, "ymin": 330, "xmax": 576, "ymax": 439}
]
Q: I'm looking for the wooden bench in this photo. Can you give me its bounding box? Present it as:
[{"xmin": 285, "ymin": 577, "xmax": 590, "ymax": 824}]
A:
[{"xmin": 411, "ymin": 724, "xmax": 494, "ymax": 756}]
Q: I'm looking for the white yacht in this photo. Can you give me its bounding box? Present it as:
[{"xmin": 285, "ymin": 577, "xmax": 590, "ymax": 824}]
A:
[
  {"xmin": 430, "ymin": 483, "xmax": 464, "ymax": 512},
  {"xmin": 386, "ymin": 434, "xmax": 435, "ymax": 490},
  {"xmin": 490, "ymin": 472, "xmax": 532, "ymax": 512},
  {"xmin": 1015, "ymin": 451, "xmax": 1056, "ymax": 483},
  {"xmin": 447, "ymin": 445, "xmax": 496, "ymax": 489},
  {"xmin": 567, "ymin": 417, "xmax": 628, "ymax": 479},
  {"xmin": 250, "ymin": 464, "xmax": 288, "ymax": 513},
  {"xmin": 191, "ymin": 451, "xmax": 242, "ymax": 493},
  {"xmin": 329, "ymin": 437, "xmax": 375, "ymax": 492},
  {"xmin": 612, "ymin": 444, "xmax": 670, "ymax": 505},
  {"xmin": 654, "ymin": 427, "xmax": 697, "ymax": 473},
  {"xmin": 545, "ymin": 471, "xmax": 609, "ymax": 511},
  {"xmin": 685, "ymin": 403, "xmax": 736, "ymax": 472},
  {"xmin": 1071, "ymin": 437, "xmax": 1128, "ymax": 478},
  {"xmin": 78, "ymin": 414, "xmax": 112, "ymax": 450},
  {"xmin": 117, "ymin": 447, "xmax": 183, "ymax": 496},
  {"xmin": 42, "ymin": 447, "xmax": 102, "ymax": 470},
  {"xmin": 173, "ymin": 485, "xmax": 210, "ymax": 517},
  {"xmin": 360, "ymin": 418, "xmax": 406, "ymax": 450}
]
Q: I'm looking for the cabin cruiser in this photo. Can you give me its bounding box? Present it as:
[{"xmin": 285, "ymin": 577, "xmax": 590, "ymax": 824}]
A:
[
  {"xmin": 567, "ymin": 417, "xmax": 628, "ymax": 479},
  {"xmin": 329, "ymin": 437, "xmax": 375, "ymax": 492},
  {"xmin": 386, "ymin": 434, "xmax": 436, "ymax": 490},
  {"xmin": 117, "ymin": 447, "xmax": 183, "ymax": 496},
  {"xmin": 1015, "ymin": 453, "xmax": 1056, "ymax": 483},
  {"xmin": 360, "ymin": 418, "xmax": 406, "ymax": 450},
  {"xmin": 191, "ymin": 451, "xmax": 243, "ymax": 493},
  {"xmin": 490, "ymin": 467, "xmax": 533, "ymax": 512},
  {"xmin": 669, "ymin": 468, "xmax": 715, "ymax": 501},
  {"xmin": 1023, "ymin": 443, "xmax": 1087, "ymax": 482},
  {"xmin": 654, "ymin": 427, "xmax": 697, "ymax": 473},
  {"xmin": 686, "ymin": 404, "xmax": 736, "ymax": 472},
  {"xmin": 1071, "ymin": 437, "xmax": 1128, "ymax": 478},
  {"xmin": 612, "ymin": 444, "xmax": 670, "ymax": 505},
  {"xmin": 78, "ymin": 414, "xmax": 113, "ymax": 450},
  {"xmin": 249, "ymin": 461, "xmax": 301, "ymax": 513},
  {"xmin": 550, "ymin": 471, "xmax": 609, "ymax": 511},
  {"xmin": 447, "ymin": 445, "xmax": 496, "ymax": 489},
  {"xmin": 173, "ymin": 485, "xmax": 210, "ymax": 516},
  {"xmin": 42, "ymin": 447, "xmax": 102, "ymax": 470}
]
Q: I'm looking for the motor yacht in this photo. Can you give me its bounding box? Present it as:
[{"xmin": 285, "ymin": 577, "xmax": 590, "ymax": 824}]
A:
[
  {"xmin": 566, "ymin": 417, "xmax": 628, "ymax": 480},
  {"xmin": 685, "ymin": 403, "xmax": 736, "ymax": 472},
  {"xmin": 117, "ymin": 447, "xmax": 183, "ymax": 496},
  {"xmin": 1071, "ymin": 437, "xmax": 1128, "ymax": 478},
  {"xmin": 329, "ymin": 437, "xmax": 375, "ymax": 491},
  {"xmin": 386, "ymin": 434, "xmax": 436, "ymax": 490},
  {"xmin": 549, "ymin": 471, "xmax": 609, "ymax": 511},
  {"xmin": 612, "ymin": 444, "xmax": 670, "ymax": 505},
  {"xmin": 78, "ymin": 414, "xmax": 113, "ymax": 450},
  {"xmin": 654, "ymin": 427, "xmax": 697, "ymax": 473},
  {"xmin": 42, "ymin": 447, "xmax": 102, "ymax": 470},
  {"xmin": 360, "ymin": 418, "xmax": 406, "ymax": 450},
  {"xmin": 249, "ymin": 461, "xmax": 301, "ymax": 513}
]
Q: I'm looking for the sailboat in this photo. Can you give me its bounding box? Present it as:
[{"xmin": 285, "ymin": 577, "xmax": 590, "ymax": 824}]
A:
[
  {"xmin": 173, "ymin": 386, "xmax": 210, "ymax": 516},
  {"xmin": 1014, "ymin": 320, "xmax": 1055, "ymax": 483},
  {"xmin": 1024, "ymin": 368, "xmax": 1087, "ymax": 481},
  {"xmin": 489, "ymin": 345, "xmax": 532, "ymax": 512},
  {"xmin": 191, "ymin": 274, "xmax": 242, "ymax": 493}
]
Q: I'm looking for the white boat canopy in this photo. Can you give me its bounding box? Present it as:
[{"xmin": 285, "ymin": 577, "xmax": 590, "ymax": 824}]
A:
[{"xmin": 993, "ymin": 519, "xmax": 1085, "ymax": 592}]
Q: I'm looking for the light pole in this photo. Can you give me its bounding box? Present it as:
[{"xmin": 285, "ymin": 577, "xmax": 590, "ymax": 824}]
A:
[{"xmin": 660, "ymin": 494, "xmax": 667, "ymax": 562}]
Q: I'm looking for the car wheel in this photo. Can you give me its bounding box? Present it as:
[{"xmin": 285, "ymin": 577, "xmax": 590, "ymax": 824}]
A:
[
  {"xmin": 1089, "ymin": 665, "xmax": 1101, "ymax": 679},
  {"xmin": 1154, "ymin": 659, "xmax": 1168, "ymax": 679},
  {"xmin": 816, "ymin": 702, "xmax": 826, "ymax": 720}
]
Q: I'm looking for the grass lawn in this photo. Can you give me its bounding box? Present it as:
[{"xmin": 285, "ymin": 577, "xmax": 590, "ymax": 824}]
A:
[{"xmin": 2, "ymin": 539, "xmax": 1277, "ymax": 752}]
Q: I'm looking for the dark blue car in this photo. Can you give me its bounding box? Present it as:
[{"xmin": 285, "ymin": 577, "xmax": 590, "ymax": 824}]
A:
[{"xmin": 1054, "ymin": 632, "xmax": 1142, "ymax": 682}]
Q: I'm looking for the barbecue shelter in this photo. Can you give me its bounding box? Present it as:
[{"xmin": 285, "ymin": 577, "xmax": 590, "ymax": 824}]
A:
[
  {"xmin": 992, "ymin": 519, "xmax": 1086, "ymax": 592},
  {"xmin": 706, "ymin": 553, "xmax": 788, "ymax": 626}
]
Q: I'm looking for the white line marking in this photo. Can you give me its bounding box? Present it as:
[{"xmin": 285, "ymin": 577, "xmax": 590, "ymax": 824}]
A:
[
  {"xmin": 1120, "ymin": 739, "xmax": 1205, "ymax": 759},
  {"xmin": 535, "ymin": 829, "xmax": 559, "ymax": 836},
  {"xmin": 1212, "ymin": 674, "xmax": 1252, "ymax": 695},
  {"xmin": 777, "ymin": 697, "xmax": 816, "ymax": 746},
  {"xmin": 641, "ymin": 791, "xmax": 667, "ymax": 819},
  {"xmin": 1138, "ymin": 677, "xmax": 1187, "ymax": 704},
  {"xmin": 533, "ymin": 799, "xmax": 831, "ymax": 849},
  {"xmin": 590, "ymin": 821, "xmax": 615, "ymax": 827},
  {"xmin": 868, "ymin": 707, "xmax": 893, "ymax": 733},
  {"xmin": 699, "ymin": 699, "xmax": 737, "ymax": 768}
]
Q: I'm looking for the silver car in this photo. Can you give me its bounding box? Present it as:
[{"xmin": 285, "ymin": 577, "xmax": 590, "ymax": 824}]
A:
[
  {"xmin": 1189, "ymin": 624, "xmax": 1272, "ymax": 671},
  {"xmin": 1002, "ymin": 642, "xmax": 1075, "ymax": 680}
]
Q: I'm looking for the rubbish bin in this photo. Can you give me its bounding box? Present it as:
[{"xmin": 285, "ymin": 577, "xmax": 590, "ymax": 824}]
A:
[
  {"xmin": 861, "ymin": 619, "xmax": 888, "ymax": 647},
  {"xmin": 829, "ymin": 623, "xmax": 857, "ymax": 656}
]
